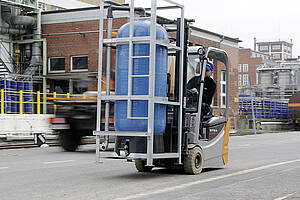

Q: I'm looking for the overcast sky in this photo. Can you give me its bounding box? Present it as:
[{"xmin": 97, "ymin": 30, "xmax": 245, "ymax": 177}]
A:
[{"xmin": 125, "ymin": 0, "xmax": 300, "ymax": 57}]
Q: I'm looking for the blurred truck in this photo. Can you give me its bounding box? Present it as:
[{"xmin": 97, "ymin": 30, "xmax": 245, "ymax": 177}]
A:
[{"xmin": 49, "ymin": 91, "xmax": 114, "ymax": 151}]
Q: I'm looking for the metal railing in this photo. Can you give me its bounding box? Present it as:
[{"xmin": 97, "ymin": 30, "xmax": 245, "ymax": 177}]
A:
[
  {"xmin": 0, "ymin": 89, "xmax": 87, "ymax": 114},
  {"xmin": 239, "ymin": 96, "xmax": 293, "ymax": 120}
]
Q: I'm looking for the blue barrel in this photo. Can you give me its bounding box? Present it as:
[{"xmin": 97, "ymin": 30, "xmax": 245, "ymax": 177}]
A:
[
  {"xmin": 256, "ymin": 108, "xmax": 262, "ymax": 118},
  {"xmin": 17, "ymin": 81, "xmax": 24, "ymax": 113},
  {"xmin": 4, "ymin": 80, "xmax": 12, "ymax": 113},
  {"xmin": 23, "ymin": 82, "xmax": 33, "ymax": 113},
  {"xmin": 0, "ymin": 79, "xmax": 4, "ymax": 89},
  {"xmin": 115, "ymin": 20, "xmax": 168, "ymax": 134},
  {"xmin": 10, "ymin": 81, "xmax": 17, "ymax": 113}
]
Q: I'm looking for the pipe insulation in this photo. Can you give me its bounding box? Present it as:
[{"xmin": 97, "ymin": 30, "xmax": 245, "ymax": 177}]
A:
[
  {"xmin": 1, "ymin": 5, "xmax": 42, "ymax": 70},
  {"xmin": 12, "ymin": 15, "xmax": 36, "ymax": 26},
  {"xmin": 1, "ymin": 6, "xmax": 36, "ymax": 26},
  {"xmin": 25, "ymin": 44, "xmax": 31, "ymax": 59},
  {"xmin": 0, "ymin": 26, "xmax": 26, "ymax": 35},
  {"xmin": 30, "ymin": 28, "xmax": 42, "ymax": 67},
  {"xmin": 1, "ymin": 6, "xmax": 13, "ymax": 25}
]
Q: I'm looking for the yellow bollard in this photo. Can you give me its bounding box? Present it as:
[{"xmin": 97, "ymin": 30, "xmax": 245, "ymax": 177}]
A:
[
  {"xmin": 1, "ymin": 89, "xmax": 4, "ymax": 114},
  {"xmin": 19, "ymin": 90, "xmax": 23, "ymax": 114},
  {"xmin": 37, "ymin": 91, "xmax": 40, "ymax": 114},
  {"xmin": 67, "ymin": 93, "xmax": 70, "ymax": 99},
  {"xmin": 53, "ymin": 92, "xmax": 56, "ymax": 114}
]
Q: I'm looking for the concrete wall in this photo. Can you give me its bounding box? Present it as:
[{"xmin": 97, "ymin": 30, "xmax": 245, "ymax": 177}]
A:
[{"xmin": 0, "ymin": 114, "xmax": 53, "ymax": 135}]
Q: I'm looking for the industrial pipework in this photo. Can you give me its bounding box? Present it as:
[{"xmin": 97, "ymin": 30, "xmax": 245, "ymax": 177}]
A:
[{"xmin": 1, "ymin": 5, "xmax": 42, "ymax": 74}]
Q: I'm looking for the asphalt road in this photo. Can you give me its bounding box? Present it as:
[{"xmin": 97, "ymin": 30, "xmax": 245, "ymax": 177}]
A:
[{"xmin": 0, "ymin": 131, "xmax": 300, "ymax": 200}]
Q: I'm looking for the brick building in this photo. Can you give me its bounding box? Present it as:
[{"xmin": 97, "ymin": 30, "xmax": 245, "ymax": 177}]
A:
[
  {"xmin": 41, "ymin": 7, "xmax": 241, "ymax": 128},
  {"xmin": 238, "ymin": 48, "xmax": 272, "ymax": 87},
  {"xmin": 256, "ymin": 41, "xmax": 293, "ymax": 61}
]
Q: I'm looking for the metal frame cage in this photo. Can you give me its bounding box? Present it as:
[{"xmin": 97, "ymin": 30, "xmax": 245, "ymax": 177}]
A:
[{"xmin": 94, "ymin": 0, "xmax": 185, "ymax": 166}]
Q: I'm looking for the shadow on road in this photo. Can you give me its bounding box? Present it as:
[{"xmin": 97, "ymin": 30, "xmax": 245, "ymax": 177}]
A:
[{"xmin": 103, "ymin": 167, "xmax": 224, "ymax": 181}]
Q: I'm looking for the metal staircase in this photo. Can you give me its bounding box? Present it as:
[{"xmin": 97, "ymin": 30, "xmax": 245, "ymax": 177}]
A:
[
  {"xmin": 0, "ymin": 41, "xmax": 41, "ymax": 79},
  {"xmin": 0, "ymin": 58, "xmax": 9, "ymax": 74},
  {"xmin": 0, "ymin": 41, "xmax": 14, "ymax": 75}
]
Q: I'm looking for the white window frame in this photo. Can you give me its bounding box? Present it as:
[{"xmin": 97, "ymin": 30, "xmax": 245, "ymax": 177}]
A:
[
  {"xmin": 220, "ymin": 71, "xmax": 226, "ymax": 107},
  {"xmin": 238, "ymin": 64, "xmax": 242, "ymax": 72},
  {"xmin": 48, "ymin": 57, "xmax": 65, "ymax": 73},
  {"xmin": 243, "ymin": 74, "xmax": 249, "ymax": 86},
  {"xmin": 71, "ymin": 55, "xmax": 88, "ymax": 72},
  {"xmin": 238, "ymin": 74, "xmax": 242, "ymax": 86},
  {"xmin": 243, "ymin": 64, "xmax": 248, "ymax": 72},
  {"xmin": 259, "ymin": 45, "xmax": 268, "ymax": 51},
  {"xmin": 272, "ymin": 44, "xmax": 281, "ymax": 50},
  {"xmin": 272, "ymin": 53, "xmax": 281, "ymax": 59}
]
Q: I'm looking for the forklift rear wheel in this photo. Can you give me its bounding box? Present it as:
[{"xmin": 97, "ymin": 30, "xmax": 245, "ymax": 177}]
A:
[
  {"xmin": 58, "ymin": 130, "xmax": 81, "ymax": 152},
  {"xmin": 184, "ymin": 147, "xmax": 204, "ymax": 175},
  {"xmin": 135, "ymin": 160, "xmax": 153, "ymax": 172}
]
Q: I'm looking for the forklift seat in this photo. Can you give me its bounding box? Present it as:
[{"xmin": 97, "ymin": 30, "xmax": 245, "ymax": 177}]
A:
[{"xmin": 203, "ymin": 116, "xmax": 226, "ymax": 128}]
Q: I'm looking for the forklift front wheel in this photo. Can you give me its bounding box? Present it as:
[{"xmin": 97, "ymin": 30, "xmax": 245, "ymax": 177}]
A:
[
  {"xmin": 184, "ymin": 147, "xmax": 204, "ymax": 175},
  {"xmin": 135, "ymin": 160, "xmax": 153, "ymax": 172}
]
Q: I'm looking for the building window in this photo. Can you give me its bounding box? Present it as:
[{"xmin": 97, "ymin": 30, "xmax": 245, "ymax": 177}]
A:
[
  {"xmin": 272, "ymin": 44, "xmax": 281, "ymax": 50},
  {"xmin": 238, "ymin": 74, "xmax": 242, "ymax": 86},
  {"xmin": 238, "ymin": 64, "xmax": 242, "ymax": 72},
  {"xmin": 243, "ymin": 74, "xmax": 249, "ymax": 85},
  {"xmin": 71, "ymin": 55, "xmax": 88, "ymax": 71},
  {"xmin": 243, "ymin": 64, "xmax": 248, "ymax": 72},
  {"xmin": 48, "ymin": 57, "xmax": 65, "ymax": 72},
  {"xmin": 272, "ymin": 53, "xmax": 281, "ymax": 60},
  {"xmin": 220, "ymin": 71, "xmax": 226, "ymax": 107},
  {"xmin": 259, "ymin": 45, "xmax": 268, "ymax": 51}
]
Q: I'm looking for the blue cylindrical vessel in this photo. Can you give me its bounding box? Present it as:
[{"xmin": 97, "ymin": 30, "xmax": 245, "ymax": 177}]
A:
[
  {"xmin": 23, "ymin": 82, "xmax": 33, "ymax": 113},
  {"xmin": 114, "ymin": 20, "xmax": 168, "ymax": 134},
  {"xmin": 10, "ymin": 81, "xmax": 17, "ymax": 113},
  {"xmin": 2, "ymin": 80, "xmax": 10, "ymax": 113},
  {"xmin": 17, "ymin": 81, "xmax": 24, "ymax": 113}
]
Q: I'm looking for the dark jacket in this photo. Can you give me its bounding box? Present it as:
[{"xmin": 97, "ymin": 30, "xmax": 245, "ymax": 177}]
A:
[{"xmin": 187, "ymin": 75, "xmax": 216, "ymax": 105}]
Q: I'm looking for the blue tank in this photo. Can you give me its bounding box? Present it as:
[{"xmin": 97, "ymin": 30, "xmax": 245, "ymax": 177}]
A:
[
  {"xmin": 10, "ymin": 81, "xmax": 17, "ymax": 113},
  {"xmin": 23, "ymin": 82, "xmax": 33, "ymax": 113},
  {"xmin": 115, "ymin": 20, "xmax": 168, "ymax": 134},
  {"xmin": 17, "ymin": 81, "xmax": 24, "ymax": 113}
]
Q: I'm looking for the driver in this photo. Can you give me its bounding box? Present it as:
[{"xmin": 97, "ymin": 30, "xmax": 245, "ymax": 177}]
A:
[{"xmin": 187, "ymin": 61, "xmax": 216, "ymax": 115}]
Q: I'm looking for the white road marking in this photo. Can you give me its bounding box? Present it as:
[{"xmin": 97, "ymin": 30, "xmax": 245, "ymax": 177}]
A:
[
  {"xmin": 43, "ymin": 160, "xmax": 75, "ymax": 165},
  {"xmin": 274, "ymin": 192, "xmax": 297, "ymax": 200},
  {"xmin": 230, "ymin": 144, "xmax": 251, "ymax": 150},
  {"xmin": 0, "ymin": 167, "xmax": 9, "ymax": 170},
  {"xmin": 115, "ymin": 158, "xmax": 300, "ymax": 200}
]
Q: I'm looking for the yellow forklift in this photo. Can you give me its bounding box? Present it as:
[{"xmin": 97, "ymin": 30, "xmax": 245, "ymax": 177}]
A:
[{"xmin": 94, "ymin": 0, "xmax": 230, "ymax": 174}]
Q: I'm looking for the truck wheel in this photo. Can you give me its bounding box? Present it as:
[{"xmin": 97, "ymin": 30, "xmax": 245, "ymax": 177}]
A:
[
  {"xmin": 135, "ymin": 160, "xmax": 153, "ymax": 172},
  {"xmin": 184, "ymin": 147, "xmax": 204, "ymax": 175},
  {"xmin": 58, "ymin": 130, "xmax": 81, "ymax": 152}
]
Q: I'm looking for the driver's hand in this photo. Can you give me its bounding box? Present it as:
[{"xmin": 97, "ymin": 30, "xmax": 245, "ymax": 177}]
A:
[{"xmin": 190, "ymin": 88, "xmax": 198, "ymax": 94}]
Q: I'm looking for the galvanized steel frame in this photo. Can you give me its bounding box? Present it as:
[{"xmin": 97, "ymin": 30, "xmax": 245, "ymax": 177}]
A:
[{"xmin": 94, "ymin": 0, "xmax": 185, "ymax": 166}]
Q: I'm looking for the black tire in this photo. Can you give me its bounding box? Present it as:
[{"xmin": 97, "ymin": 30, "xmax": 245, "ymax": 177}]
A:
[
  {"xmin": 58, "ymin": 130, "xmax": 81, "ymax": 152},
  {"xmin": 135, "ymin": 160, "xmax": 153, "ymax": 172},
  {"xmin": 184, "ymin": 147, "xmax": 204, "ymax": 175}
]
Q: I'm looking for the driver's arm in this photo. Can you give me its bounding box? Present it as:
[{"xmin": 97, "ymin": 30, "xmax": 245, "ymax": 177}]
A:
[{"xmin": 187, "ymin": 76, "xmax": 198, "ymax": 91}]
